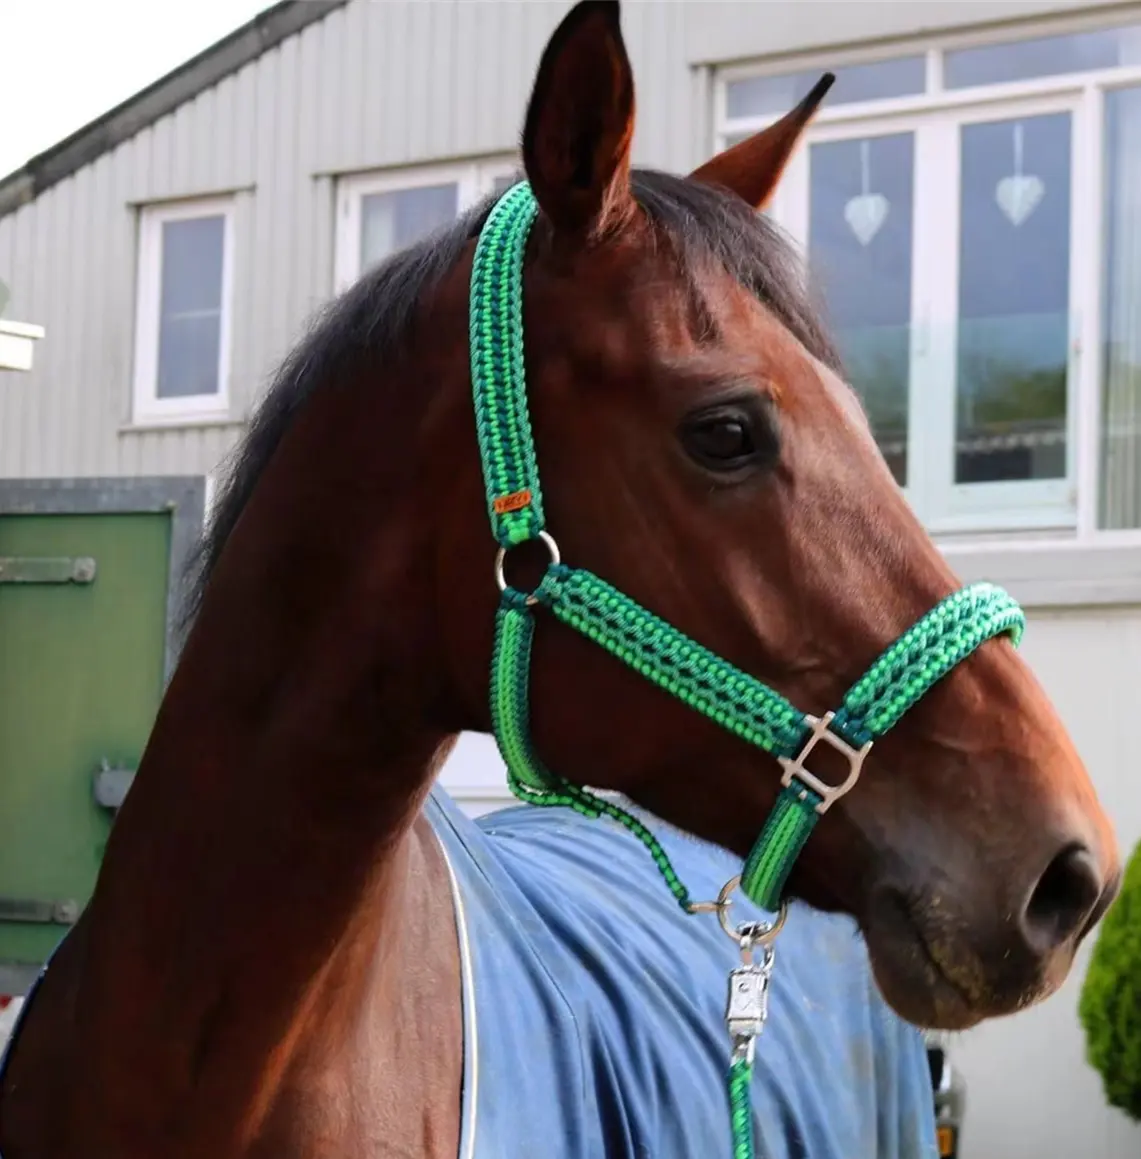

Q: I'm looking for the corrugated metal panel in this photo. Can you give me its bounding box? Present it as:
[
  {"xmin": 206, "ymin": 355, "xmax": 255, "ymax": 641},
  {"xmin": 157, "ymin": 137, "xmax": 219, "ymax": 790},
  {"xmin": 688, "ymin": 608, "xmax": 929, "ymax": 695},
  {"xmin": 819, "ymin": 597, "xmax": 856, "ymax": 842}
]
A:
[
  {"xmin": 683, "ymin": 0, "xmax": 1141, "ymax": 66},
  {"xmin": 0, "ymin": 0, "xmax": 756, "ymax": 480},
  {"xmin": 0, "ymin": 1, "xmax": 544, "ymax": 478}
]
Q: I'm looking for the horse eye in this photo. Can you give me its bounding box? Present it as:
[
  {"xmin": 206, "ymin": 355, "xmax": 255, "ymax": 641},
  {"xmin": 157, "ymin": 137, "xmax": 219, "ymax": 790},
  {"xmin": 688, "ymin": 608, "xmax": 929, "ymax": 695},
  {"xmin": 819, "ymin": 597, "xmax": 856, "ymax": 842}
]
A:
[
  {"xmin": 691, "ymin": 418, "xmax": 752, "ymax": 460},
  {"xmin": 680, "ymin": 405, "xmax": 771, "ymax": 473}
]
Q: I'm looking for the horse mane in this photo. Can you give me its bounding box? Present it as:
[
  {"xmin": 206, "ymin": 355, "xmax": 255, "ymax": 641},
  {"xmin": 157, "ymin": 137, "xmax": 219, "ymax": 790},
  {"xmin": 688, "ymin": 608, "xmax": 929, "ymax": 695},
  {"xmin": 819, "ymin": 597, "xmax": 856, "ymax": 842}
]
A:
[{"xmin": 180, "ymin": 169, "xmax": 840, "ymax": 626}]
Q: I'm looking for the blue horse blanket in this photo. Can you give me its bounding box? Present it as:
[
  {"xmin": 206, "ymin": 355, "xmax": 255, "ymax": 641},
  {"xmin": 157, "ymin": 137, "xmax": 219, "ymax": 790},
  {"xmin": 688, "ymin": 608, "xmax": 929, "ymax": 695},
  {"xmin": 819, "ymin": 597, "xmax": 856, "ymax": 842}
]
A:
[
  {"xmin": 1, "ymin": 785, "xmax": 939, "ymax": 1157},
  {"xmin": 428, "ymin": 787, "xmax": 939, "ymax": 1158}
]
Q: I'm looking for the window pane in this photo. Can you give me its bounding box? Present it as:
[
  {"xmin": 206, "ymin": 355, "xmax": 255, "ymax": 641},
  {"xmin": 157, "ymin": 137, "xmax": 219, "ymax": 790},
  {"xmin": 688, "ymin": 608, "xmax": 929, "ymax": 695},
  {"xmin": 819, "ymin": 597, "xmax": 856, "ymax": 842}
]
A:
[
  {"xmin": 807, "ymin": 132, "xmax": 915, "ymax": 487},
  {"xmin": 726, "ymin": 56, "xmax": 925, "ymax": 120},
  {"xmin": 945, "ymin": 25, "xmax": 1141, "ymax": 89},
  {"xmin": 360, "ymin": 182, "xmax": 458, "ymax": 272},
  {"xmin": 156, "ymin": 215, "xmax": 224, "ymax": 400},
  {"xmin": 1100, "ymin": 87, "xmax": 1141, "ymax": 529},
  {"xmin": 955, "ymin": 113, "xmax": 1071, "ymax": 485},
  {"xmin": 491, "ymin": 173, "xmax": 517, "ymax": 196}
]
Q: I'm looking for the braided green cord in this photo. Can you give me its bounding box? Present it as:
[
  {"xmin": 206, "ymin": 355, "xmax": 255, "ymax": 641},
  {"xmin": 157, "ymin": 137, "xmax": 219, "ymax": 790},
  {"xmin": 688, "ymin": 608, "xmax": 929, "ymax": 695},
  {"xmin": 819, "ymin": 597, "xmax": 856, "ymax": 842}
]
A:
[
  {"xmin": 470, "ymin": 180, "xmax": 1028, "ymax": 907},
  {"xmin": 470, "ymin": 182, "xmax": 544, "ymax": 548},
  {"xmin": 490, "ymin": 597, "xmax": 550, "ymax": 793},
  {"xmin": 491, "ymin": 590, "xmax": 695, "ymax": 909},
  {"xmin": 543, "ymin": 565, "xmax": 807, "ymax": 758},
  {"xmin": 832, "ymin": 582, "xmax": 1025, "ymax": 746},
  {"xmin": 466, "ymin": 178, "xmax": 1025, "ymax": 904},
  {"xmin": 470, "ymin": 179, "xmax": 1032, "ymax": 1159},
  {"xmin": 727, "ymin": 1057, "xmax": 756, "ymax": 1159}
]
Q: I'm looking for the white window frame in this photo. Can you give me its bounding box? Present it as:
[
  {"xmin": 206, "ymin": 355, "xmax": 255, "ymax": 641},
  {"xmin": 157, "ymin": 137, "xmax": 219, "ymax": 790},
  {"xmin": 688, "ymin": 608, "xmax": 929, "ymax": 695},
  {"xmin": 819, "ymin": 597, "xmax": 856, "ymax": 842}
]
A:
[
  {"xmin": 132, "ymin": 196, "xmax": 235, "ymax": 426},
  {"xmin": 716, "ymin": 13, "xmax": 1141, "ymax": 545},
  {"xmin": 334, "ymin": 157, "xmax": 518, "ymax": 293}
]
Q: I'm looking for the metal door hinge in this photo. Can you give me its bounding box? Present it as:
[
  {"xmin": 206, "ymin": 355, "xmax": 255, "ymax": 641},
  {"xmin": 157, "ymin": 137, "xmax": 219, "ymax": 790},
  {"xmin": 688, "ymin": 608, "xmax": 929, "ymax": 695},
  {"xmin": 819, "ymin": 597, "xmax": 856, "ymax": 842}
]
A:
[
  {"xmin": 93, "ymin": 760, "xmax": 136, "ymax": 811},
  {"xmin": 0, "ymin": 897, "xmax": 79, "ymax": 925},
  {"xmin": 0, "ymin": 556, "xmax": 96, "ymax": 584}
]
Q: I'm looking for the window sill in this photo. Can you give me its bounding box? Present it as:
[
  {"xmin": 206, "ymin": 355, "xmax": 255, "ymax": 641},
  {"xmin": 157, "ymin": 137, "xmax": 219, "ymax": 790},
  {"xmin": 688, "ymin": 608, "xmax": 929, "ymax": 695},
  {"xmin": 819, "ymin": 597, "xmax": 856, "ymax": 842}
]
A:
[
  {"xmin": 120, "ymin": 414, "xmax": 246, "ymax": 434},
  {"xmin": 940, "ymin": 538, "xmax": 1141, "ymax": 609}
]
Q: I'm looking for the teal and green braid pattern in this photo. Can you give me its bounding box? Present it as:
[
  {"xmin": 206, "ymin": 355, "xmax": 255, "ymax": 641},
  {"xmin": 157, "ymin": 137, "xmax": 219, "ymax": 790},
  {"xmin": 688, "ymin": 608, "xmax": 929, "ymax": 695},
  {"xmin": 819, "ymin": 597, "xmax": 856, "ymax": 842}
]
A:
[{"xmin": 470, "ymin": 179, "xmax": 1027, "ymax": 1158}]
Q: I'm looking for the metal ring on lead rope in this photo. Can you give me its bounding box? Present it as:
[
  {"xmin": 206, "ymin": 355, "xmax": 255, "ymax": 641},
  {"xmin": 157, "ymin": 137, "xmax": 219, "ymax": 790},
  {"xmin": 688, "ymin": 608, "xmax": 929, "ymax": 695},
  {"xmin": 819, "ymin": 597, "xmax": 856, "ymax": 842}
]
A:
[{"xmin": 687, "ymin": 875, "xmax": 788, "ymax": 948}]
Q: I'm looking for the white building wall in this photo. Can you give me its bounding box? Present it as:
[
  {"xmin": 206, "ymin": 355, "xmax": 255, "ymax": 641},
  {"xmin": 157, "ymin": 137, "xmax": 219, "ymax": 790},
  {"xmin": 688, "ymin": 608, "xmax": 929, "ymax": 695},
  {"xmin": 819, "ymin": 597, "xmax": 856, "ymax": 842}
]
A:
[{"xmin": 947, "ymin": 605, "xmax": 1141, "ymax": 1158}]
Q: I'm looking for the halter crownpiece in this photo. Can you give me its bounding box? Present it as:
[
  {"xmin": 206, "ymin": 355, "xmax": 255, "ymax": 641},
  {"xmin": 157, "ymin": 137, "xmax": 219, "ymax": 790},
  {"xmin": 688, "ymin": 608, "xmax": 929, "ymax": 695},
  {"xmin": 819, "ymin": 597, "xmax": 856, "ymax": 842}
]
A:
[{"xmin": 469, "ymin": 182, "xmax": 1025, "ymax": 1157}]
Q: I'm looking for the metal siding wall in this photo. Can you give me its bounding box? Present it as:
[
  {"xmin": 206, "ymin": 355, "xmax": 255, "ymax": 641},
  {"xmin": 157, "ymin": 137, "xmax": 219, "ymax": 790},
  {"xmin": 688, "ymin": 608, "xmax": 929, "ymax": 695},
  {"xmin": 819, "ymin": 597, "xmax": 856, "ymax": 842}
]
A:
[
  {"xmin": 625, "ymin": 0, "xmax": 692, "ymax": 171},
  {"xmin": 683, "ymin": 0, "xmax": 1141, "ymax": 66},
  {"xmin": 81, "ymin": 155, "xmax": 114, "ymax": 477},
  {"xmin": 0, "ymin": 0, "xmax": 788, "ymax": 480},
  {"xmin": 0, "ymin": 0, "xmax": 1131, "ymax": 482},
  {"xmin": 0, "ymin": 1, "xmax": 566, "ymax": 480}
]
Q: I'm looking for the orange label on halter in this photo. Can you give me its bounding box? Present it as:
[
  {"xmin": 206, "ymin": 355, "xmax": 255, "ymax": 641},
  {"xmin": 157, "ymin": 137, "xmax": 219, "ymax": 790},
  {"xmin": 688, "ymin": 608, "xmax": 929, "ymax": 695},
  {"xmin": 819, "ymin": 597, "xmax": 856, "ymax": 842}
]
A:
[{"xmin": 493, "ymin": 489, "xmax": 532, "ymax": 514}]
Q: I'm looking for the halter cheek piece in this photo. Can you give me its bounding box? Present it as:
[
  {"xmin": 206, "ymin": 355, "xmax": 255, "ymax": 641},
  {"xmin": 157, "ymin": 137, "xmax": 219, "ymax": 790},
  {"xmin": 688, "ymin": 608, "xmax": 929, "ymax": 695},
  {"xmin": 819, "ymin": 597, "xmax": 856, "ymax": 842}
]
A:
[{"xmin": 471, "ymin": 182, "xmax": 1025, "ymax": 1155}]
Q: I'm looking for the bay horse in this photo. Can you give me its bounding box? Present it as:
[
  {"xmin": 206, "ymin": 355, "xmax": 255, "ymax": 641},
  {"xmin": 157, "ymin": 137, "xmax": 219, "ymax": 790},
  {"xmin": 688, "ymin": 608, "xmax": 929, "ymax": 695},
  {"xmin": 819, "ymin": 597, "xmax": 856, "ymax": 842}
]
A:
[{"xmin": 0, "ymin": 2, "xmax": 1121, "ymax": 1156}]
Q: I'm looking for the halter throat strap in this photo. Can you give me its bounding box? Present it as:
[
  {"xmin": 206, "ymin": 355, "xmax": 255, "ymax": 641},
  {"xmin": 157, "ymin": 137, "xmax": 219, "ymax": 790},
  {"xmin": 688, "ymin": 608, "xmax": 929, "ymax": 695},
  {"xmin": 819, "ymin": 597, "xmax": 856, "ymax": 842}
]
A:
[{"xmin": 470, "ymin": 182, "xmax": 1025, "ymax": 912}]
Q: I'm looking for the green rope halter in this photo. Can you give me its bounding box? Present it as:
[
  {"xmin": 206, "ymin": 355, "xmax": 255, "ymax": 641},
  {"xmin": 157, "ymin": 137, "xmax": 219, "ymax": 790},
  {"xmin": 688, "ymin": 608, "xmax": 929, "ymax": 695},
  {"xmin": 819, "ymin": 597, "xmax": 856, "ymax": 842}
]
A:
[{"xmin": 469, "ymin": 181, "xmax": 1026, "ymax": 1156}]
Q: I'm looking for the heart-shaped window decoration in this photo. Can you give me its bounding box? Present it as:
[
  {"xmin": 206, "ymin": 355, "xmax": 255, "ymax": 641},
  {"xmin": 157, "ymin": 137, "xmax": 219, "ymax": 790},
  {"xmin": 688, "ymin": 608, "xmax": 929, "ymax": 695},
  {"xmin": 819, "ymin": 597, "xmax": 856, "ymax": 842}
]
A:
[
  {"xmin": 995, "ymin": 123, "xmax": 1044, "ymax": 228},
  {"xmin": 843, "ymin": 139, "xmax": 891, "ymax": 247}
]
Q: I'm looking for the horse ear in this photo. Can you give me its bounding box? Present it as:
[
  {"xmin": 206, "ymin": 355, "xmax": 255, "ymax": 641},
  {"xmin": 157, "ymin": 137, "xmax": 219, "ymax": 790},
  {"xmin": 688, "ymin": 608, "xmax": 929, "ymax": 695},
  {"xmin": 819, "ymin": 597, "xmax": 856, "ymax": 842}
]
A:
[
  {"xmin": 690, "ymin": 74, "xmax": 835, "ymax": 210},
  {"xmin": 521, "ymin": 0, "xmax": 636, "ymax": 237}
]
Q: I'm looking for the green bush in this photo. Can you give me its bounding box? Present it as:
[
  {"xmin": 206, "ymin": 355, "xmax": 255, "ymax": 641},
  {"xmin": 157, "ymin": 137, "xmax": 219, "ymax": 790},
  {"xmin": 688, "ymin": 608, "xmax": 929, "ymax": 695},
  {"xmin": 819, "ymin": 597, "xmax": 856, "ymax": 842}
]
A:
[{"xmin": 1079, "ymin": 838, "xmax": 1141, "ymax": 1122}]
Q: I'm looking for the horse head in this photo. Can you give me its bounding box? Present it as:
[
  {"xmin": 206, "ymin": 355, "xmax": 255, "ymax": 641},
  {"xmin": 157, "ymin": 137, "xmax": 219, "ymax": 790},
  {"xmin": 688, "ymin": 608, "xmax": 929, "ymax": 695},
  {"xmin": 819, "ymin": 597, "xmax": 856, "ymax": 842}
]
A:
[{"xmin": 425, "ymin": 0, "xmax": 1121, "ymax": 1031}]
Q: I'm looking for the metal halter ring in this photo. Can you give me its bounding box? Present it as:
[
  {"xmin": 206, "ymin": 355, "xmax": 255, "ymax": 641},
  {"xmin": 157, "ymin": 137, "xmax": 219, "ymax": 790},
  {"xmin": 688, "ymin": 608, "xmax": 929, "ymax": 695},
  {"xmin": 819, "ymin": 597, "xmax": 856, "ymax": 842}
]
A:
[
  {"xmin": 687, "ymin": 874, "xmax": 788, "ymax": 949},
  {"xmin": 494, "ymin": 530, "xmax": 561, "ymax": 607}
]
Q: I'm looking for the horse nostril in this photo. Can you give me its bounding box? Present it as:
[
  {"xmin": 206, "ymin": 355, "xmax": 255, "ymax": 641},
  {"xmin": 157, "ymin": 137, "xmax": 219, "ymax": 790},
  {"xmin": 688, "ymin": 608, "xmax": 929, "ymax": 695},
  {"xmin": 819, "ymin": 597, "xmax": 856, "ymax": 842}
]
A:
[{"xmin": 1021, "ymin": 844, "xmax": 1103, "ymax": 954}]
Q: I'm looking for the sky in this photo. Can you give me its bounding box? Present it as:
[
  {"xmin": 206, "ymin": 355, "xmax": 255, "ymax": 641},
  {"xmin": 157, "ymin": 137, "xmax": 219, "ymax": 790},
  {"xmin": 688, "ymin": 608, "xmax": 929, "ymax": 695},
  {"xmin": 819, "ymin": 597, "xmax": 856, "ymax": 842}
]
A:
[{"xmin": 0, "ymin": 0, "xmax": 272, "ymax": 178}]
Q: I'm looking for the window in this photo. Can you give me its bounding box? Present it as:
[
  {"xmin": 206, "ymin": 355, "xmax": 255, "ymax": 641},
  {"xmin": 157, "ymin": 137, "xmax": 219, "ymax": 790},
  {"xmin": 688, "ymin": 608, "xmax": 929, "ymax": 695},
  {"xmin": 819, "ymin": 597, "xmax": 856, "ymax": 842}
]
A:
[
  {"xmin": 945, "ymin": 25, "xmax": 1141, "ymax": 89},
  {"xmin": 334, "ymin": 159, "xmax": 517, "ymax": 291},
  {"xmin": 725, "ymin": 55, "xmax": 926, "ymax": 119},
  {"xmin": 132, "ymin": 197, "xmax": 234, "ymax": 424},
  {"xmin": 719, "ymin": 20, "xmax": 1141, "ymax": 539},
  {"xmin": 1100, "ymin": 85, "xmax": 1141, "ymax": 531}
]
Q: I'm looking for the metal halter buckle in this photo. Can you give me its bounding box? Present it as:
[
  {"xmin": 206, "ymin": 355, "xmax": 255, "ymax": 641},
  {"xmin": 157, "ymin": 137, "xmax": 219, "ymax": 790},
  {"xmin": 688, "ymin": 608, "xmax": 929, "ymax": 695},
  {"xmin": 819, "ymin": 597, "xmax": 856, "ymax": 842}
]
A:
[
  {"xmin": 778, "ymin": 710, "xmax": 872, "ymax": 815},
  {"xmin": 493, "ymin": 530, "xmax": 561, "ymax": 607}
]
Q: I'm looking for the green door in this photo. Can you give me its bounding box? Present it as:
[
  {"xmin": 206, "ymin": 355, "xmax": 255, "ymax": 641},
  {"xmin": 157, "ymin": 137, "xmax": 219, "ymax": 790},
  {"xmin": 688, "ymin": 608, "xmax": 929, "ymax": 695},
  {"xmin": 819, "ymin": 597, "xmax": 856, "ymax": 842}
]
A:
[{"xmin": 0, "ymin": 511, "xmax": 172, "ymax": 977}]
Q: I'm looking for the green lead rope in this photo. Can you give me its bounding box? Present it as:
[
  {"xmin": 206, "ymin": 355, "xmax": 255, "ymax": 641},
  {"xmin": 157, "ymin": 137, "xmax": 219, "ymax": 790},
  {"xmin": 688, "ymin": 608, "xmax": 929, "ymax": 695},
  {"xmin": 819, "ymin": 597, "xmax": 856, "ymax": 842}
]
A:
[
  {"xmin": 490, "ymin": 592, "xmax": 696, "ymax": 903},
  {"xmin": 470, "ymin": 180, "xmax": 1027, "ymax": 1156},
  {"xmin": 728, "ymin": 1055, "xmax": 757, "ymax": 1159}
]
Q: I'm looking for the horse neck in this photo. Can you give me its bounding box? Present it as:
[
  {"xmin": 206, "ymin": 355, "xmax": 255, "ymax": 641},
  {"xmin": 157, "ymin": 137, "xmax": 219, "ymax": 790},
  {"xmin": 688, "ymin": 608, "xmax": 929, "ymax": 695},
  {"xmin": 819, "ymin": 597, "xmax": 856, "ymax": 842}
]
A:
[{"xmin": 52, "ymin": 339, "xmax": 471, "ymax": 1137}]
